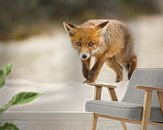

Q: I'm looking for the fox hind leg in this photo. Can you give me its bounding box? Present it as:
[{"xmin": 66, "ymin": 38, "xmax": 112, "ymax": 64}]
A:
[
  {"xmin": 107, "ymin": 57, "xmax": 123, "ymax": 82},
  {"xmin": 127, "ymin": 54, "xmax": 137, "ymax": 79}
]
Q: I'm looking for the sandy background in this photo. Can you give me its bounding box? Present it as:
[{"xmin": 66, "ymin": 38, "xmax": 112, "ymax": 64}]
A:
[
  {"xmin": 0, "ymin": 15, "xmax": 163, "ymax": 130},
  {"xmin": 0, "ymin": 15, "xmax": 163, "ymax": 83}
]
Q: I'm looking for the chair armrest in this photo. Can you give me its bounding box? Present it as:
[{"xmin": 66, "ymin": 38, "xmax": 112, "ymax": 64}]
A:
[
  {"xmin": 84, "ymin": 82, "xmax": 118, "ymax": 101},
  {"xmin": 137, "ymin": 86, "xmax": 163, "ymax": 92},
  {"xmin": 137, "ymin": 86, "xmax": 163, "ymax": 115},
  {"xmin": 83, "ymin": 82, "xmax": 117, "ymax": 89}
]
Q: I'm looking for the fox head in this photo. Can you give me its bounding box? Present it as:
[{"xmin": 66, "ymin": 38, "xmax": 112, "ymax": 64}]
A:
[{"xmin": 63, "ymin": 21, "xmax": 109, "ymax": 60}]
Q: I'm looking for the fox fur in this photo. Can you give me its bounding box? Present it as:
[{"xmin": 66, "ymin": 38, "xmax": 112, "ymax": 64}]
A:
[{"xmin": 63, "ymin": 19, "xmax": 137, "ymax": 82}]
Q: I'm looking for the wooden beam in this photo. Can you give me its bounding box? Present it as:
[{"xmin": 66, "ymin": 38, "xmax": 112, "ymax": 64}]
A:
[
  {"xmin": 107, "ymin": 88, "xmax": 118, "ymax": 101},
  {"xmin": 95, "ymin": 113, "xmax": 141, "ymax": 124},
  {"xmin": 95, "ymin": 113, "xmax": 163, "ymax": 126},
  {"xmin": 137, "ymin": 86, "xmax": 163, "ymax": 92},
  {"xmin": 84, "ymin": 82, "xmax": 116, "ymax": 89},
  {"xmin": 150, "ymin": 121, "xmax": 163, "ymax": 126}
]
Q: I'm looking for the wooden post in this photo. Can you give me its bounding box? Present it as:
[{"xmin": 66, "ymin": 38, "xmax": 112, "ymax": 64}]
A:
[
  {"xmin": 141, "ymin": 90, "xmax": 153, "ymax": 130},
  {"xmin": 107, "ymin": 88, "xmax": 127, "ymax": 130},
  {"xmin": 107, "ymin": 88, "xmax": 118, "ymax": 101},
  {"xmin": 94, "ymin": 86, "xmax": 102, "ymax": 100},
  {"xmin": 92, "ymin": 86, "xmax": 102, "ymax": 130},
  {"xmin": 92, "ymin": 113, "xmax": 98, "ymax": 130},
  {"xmin": 157, "ymin": 91, "xmax": 163, "ymax": 115},
  {"xmin": 121, "ymin": 121, "xmax": 128, "ymax": 130}
]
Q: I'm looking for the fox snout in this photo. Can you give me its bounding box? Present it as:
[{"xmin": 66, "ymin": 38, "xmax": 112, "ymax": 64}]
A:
[{"xmin": 80, "ymin": 53, "xmax": 90, "ymax": 60}]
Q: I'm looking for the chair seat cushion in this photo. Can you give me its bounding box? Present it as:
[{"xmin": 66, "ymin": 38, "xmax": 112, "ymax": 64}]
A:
[{"xmin": 85, "ymin": 100, "xmax": 163, "ymax": 122}]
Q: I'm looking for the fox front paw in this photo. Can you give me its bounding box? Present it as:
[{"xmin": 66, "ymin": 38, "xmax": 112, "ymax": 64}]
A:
[
  {"xmin": 87, "ymin": 71, "xmax": 98, "ymax": 83},
  {"xmin": 115, "ymin": 79, "xmax": 121, "ymax": 82},
  {"xmin": 83, "ymin": 80, "xmax": 91, "ymax": 84}
]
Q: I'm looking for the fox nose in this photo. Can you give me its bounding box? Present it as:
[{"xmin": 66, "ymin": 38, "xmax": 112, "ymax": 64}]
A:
[
  {"xmin": 80, "ymin": 53, "xmax": 90, "ymax": 60},
  {"xmin": 82, "ymin": 54, "xmax": 87, "ymax": 59}
]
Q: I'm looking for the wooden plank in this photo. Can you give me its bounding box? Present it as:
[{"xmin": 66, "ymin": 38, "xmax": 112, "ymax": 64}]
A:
[
  {"xmin": 96, "ymin": 113, "xmax": 163, "ymax": 127},
  {"xmin": 96, "ymin": 113, "xmax": 141, "ymax": 124},
  {"xmin": 150, "ymin": 121, "xmax": 163, "ymax": 126},
  {"xmin": 137, "ymin": 86, "xmax": 163, "ymax": 92},
  {"xmin": 84, "ymin": 82, "xmax": 116, "ymax": 89}
]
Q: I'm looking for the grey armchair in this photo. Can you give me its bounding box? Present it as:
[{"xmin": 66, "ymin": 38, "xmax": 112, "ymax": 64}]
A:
[{"xmin": 84, "ymin": 68, "xmax": 163, "ymax": 130}]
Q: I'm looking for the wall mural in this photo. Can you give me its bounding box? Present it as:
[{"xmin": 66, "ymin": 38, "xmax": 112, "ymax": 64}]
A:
[{"xmin": 0, "ymin": 1, "xmax": 163, "ymax": 129}]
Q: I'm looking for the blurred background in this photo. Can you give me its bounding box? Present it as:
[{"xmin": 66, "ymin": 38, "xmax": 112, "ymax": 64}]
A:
[{"xmin": 0, "ymin": 0, "xmax": 163, "ymax": 83}]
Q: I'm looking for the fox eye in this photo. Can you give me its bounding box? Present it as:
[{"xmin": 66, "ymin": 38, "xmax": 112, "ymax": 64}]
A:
[
  {"xmin": 88, "ymin": 42, "xmax": 94, "ymax": 47},
  {"xmin": 76, "ymin": 42, "xmax": 81, "ymax": 46}
]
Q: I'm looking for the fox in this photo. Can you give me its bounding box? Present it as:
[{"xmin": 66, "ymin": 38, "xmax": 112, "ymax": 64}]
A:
[{"xmin": 63, "ymin": 19, "xmax": 137, "ymax": 83}]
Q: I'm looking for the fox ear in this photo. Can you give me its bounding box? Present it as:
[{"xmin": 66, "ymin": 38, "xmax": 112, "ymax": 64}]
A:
[
  {"xmin": 95, "ymin": 21, "xmax": 109, "ymax": 32},
  {"xmin": 63, "ymin": 21, "xmax": 77, "ymax": 36}
]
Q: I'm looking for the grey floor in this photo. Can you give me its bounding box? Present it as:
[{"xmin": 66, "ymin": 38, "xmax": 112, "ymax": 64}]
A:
[{"xmin": 6, "ymin": 120, "xmax": 141, "ymax": 130}]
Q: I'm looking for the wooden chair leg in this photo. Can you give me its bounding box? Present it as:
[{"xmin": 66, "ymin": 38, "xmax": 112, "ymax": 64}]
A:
[
  {"xmin": 92, "ymin": 113, "xmax": 98, "ymax": 130},
  {"xmin": 107, "ymin": 88, "xmax": 128, "ymax": 129},
  {"xmin": 94, "ymin": 86, "xmax": 102, "ymax": 100},
  {"xmin": 157, "ymin": 91, "xmax": 163, "ymax": 114},
  {"xmin": 107, "ymin": 88, "xmax": 118, "ymax": 101},
  {"xmin": 141, "ymin": 90, "xmax": 152, "ymax": 130},
  {"xmin": 91, "ymin": 86, "xmax": 102, "ymax": 130},
  {"xmin": 121, "ymin": 121, "xmax": 127, "ymax": 130}
]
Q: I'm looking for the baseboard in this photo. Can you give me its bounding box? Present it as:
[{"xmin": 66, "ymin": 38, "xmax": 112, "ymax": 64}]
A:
[{"xmin": 0, "ymin": 111, "xmax": 93, "ymax": 121}]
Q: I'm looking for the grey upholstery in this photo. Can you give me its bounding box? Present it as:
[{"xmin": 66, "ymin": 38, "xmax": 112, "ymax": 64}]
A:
[
  {"xmin": 85, "ymin": 100, "xmax": 163, "ymax": 122},
  {"xmin": 122, "ymin": 68, "xmax": 163, "ymax": 106},
  {"xmin": 85, "ymin": 68, "xmax": 163, "ymax": 122}
]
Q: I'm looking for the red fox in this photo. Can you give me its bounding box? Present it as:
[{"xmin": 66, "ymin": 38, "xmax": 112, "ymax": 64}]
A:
[{"xmin": 63, "ymin": 19, "xmax": 137, "ymax": 82}]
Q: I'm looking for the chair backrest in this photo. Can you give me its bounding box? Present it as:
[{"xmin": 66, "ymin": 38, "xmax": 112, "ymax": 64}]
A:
[{"xmin": 122, "ymin": 68, "xmax": 163, "ymax": 106}]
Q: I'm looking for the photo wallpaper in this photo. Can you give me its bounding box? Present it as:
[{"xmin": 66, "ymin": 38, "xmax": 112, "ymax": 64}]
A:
[
  {"xmin": 0, "ymin": 0, "xmax": 163, "ymax": 83},
  {"xmin": 0, "ymin": 1, "xmax": 163, "ymax": 130},
  {"xmin": 0, "ymin": 0, "xmax": 163, "ymax": 112}
]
